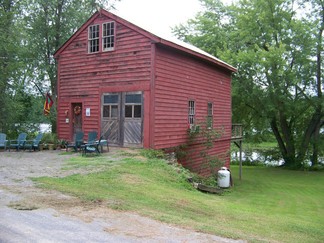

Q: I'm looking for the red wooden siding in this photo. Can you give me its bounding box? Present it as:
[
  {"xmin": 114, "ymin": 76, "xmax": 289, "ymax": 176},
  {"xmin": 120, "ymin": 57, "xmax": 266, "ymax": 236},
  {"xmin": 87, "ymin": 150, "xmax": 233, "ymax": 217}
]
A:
[
  {"xmin": 56, "ymin": 14, "xmax": 152, "ymax": 141},
  {"xmin": 153, "ymin": 45, "xmax": 232, "ymax": 149},
  {"xmin": 152, "ymin": 46, "xmax": 232, "ymax": 175},
  {"xmin": 179, "ymin": 141, "xmax": 231, "ymax": 176}
]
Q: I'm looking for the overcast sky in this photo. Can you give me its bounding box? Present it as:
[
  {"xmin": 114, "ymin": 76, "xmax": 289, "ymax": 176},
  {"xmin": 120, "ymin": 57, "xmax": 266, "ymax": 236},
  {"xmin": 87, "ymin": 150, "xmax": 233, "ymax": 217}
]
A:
[{"xmin": 111, "ymin": 0, "xmax": 204, "ymax": 38}]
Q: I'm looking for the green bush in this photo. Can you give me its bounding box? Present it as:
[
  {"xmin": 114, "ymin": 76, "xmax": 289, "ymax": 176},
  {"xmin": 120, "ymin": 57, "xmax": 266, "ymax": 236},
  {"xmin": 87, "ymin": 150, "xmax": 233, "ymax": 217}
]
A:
[{"xmin": 41, "ymin": 133, "xmax": 58, "ymax": 146}]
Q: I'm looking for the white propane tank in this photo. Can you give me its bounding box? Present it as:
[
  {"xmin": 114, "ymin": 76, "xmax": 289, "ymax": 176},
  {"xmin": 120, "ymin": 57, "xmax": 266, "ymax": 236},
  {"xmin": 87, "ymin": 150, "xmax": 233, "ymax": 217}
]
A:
[{"xmin": 218, "ymin": 167, "xmax": 231, "ymax": 188}]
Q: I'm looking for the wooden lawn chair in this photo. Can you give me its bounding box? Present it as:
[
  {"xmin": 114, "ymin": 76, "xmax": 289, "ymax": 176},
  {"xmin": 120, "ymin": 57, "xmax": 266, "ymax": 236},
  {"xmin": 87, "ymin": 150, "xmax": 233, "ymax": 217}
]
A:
[
  {"xmin": 66, "ymin": 131, "xmax": 84, "ymax": 152},
  {"xmin": 9, "ymin": 133, "xmax": 27, "ymax": 151},
  {"xmin": 0, "ymin": 133, "xmax": 8, "ymax": 151},
  {"xmin": 80, "ymin": 131, "xmax": 97, "ymax": 151},
  {"xmin": 24, "ymin": 133, "xmax": 43, "ymax": 151},
  {"xmin": 82, "ymin": 136, "xmax": 102, "ymax": 156}
]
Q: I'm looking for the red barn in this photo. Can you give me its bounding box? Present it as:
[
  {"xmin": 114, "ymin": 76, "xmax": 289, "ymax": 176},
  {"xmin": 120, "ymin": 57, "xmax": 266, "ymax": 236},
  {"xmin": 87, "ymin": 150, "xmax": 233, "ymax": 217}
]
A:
[{"xmin": 54, "ymin": 9, "xmax": 237, "ymax": 175}]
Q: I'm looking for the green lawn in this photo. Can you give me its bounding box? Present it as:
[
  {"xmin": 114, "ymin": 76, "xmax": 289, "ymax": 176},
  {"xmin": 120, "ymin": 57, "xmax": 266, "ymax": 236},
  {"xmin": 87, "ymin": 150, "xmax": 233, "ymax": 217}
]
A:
[{"xmin": 34, "ymin": 152, "xmax": 324, "ymax": 242}]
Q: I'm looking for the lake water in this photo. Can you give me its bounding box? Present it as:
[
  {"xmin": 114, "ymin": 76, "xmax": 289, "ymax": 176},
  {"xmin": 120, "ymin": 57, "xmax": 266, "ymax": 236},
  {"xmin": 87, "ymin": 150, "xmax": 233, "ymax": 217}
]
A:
[
  {"xmin": 231, "ymin": 150, "xmax": 324, "ymax": 166},
  {"xmin": 231, "ymin": 150, "xmax": 284, "ymax": 166},
  {"xmin": 39, "ymin": 123, "xmax": 51, "ymax": 133}
]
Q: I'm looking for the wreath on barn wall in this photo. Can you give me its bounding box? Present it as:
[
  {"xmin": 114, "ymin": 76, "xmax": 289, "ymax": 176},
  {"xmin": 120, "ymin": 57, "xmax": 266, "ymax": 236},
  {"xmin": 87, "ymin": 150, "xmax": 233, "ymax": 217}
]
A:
[{"xmin": 74, "ymin": 106, "xmax": 81, "ymax": 115}]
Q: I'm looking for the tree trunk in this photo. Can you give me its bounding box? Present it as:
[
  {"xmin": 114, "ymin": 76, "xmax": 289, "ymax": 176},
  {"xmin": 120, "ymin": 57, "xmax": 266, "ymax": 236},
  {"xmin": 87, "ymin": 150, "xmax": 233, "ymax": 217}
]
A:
[
  {"xmin": 311, "ymin": 120, "xmax": 321, "ymax": 166},
  {"xmin": 297, "ymin": 110, "xmax": 322, "ymax": 164},
  {"xmin": 270, "ymin": 117, "xmax": 296, "ymax": 166}
]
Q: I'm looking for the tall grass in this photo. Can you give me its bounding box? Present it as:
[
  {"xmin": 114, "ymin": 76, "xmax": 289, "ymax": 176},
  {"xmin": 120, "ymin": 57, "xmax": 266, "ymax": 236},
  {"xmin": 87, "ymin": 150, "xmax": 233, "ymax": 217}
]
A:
[{"xmin": 33, "ymin": 153, "xmax": 324, "ymax": 242}]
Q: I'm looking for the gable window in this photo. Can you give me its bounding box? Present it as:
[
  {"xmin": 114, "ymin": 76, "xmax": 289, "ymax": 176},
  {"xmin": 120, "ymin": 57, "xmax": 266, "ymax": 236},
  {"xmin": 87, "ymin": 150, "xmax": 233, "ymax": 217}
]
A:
[
  {"xmin": 88, "ymin": 24, "xmax": 99, "ymax": 53},
  {"xmin": 102, "ymin": 22, "xmax": 115, "ymax": 51},
  {"xmin": 207, "ymin": 102, "xmax": 213, "ymax": 128},
  {"xmin": 188, "ymin": 100, "xmax": 195, "ymax": 129}
]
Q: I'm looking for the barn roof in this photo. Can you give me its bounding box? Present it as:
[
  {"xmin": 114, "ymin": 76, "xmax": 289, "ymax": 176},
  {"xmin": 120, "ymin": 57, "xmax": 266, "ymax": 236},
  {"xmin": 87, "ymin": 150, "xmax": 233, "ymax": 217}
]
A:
[{"xmin": 54, "ymin": 9, "xmax": 237, "ymax": 73}]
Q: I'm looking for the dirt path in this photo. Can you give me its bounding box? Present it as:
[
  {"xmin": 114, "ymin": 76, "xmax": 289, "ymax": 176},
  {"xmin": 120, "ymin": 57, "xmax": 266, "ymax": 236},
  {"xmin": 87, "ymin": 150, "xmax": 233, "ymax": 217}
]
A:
[{"xmin": 0, "ymin": 149, "xmax": 244, "ymax": 242}]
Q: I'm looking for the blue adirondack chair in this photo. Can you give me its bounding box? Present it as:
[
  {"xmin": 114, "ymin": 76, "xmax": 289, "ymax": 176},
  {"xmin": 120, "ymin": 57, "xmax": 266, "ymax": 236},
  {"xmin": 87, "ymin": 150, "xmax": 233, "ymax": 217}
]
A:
[
  {"xmin": 9, "ymin": 133, "xmax": 27, "ymax": 151},
  {"xmin": 82, "ymin": 135, "xmax": 103, "ymax": 156},
  {"xmin": 87, "ymin": 131, "xmax": 98, "ymax": 144},
  {"xmin": 24, "ymin": 133, "xmax": 43, "ymax": 151},
  {"xmin": 66, "ymin": 131, "xmax": 84, "ymax": 152},
  {"xmin": 80, "ymin": 131, "xmax": 97, "ymax": 151},
  {"xmin": 0, "ymin": 133, "xmax": 8, "ymax": 151}
]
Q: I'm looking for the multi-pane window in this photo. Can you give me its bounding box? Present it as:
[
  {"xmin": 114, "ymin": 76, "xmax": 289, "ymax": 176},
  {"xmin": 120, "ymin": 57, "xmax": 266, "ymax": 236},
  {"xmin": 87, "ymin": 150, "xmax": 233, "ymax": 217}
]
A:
[
  {"xmin": 88, "ymin": 24, "xmax": 99, "ymax": 53},
  {"xmin": 125, "ymin": 93, "xmax": 142, "ymax": 118},
  {"xmin": 102, "ymin": 22, "xmax": 115, "ymax": 51},
  {"xmin": 207, "ymin": 102, "xmax": 213, "ymax": 128},
  {"xmin": 103, "ymin": 94, "xmax": 118, "ymax": 118},
  {"xmin": 188, "ymin": 100, "xmax": 195, "ymax": 128}
]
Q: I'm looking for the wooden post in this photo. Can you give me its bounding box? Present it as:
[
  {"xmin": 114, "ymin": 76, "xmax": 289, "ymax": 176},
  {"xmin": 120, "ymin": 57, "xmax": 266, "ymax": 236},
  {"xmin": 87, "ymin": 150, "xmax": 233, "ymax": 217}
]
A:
[{"xmin": 232, "ymin": 124, "xmax": 243, "ymax": 180}]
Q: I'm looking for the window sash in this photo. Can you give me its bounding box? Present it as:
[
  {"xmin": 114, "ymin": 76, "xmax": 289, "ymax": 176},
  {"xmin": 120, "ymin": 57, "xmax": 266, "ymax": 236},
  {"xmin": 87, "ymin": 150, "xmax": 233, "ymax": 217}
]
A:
[
  {"xmin": 102, "ymin": 22, "xmax": 115, "ymax": 51},
  {"xmin": 88, "ymin": 24, "xmax": 99, "ymax": 53},
  {"xmin": 103, "ymin": 105, "xmax": 118, "ymax": 118},
  {"xmin": 104, "ymin": 94, "xmax": 119, "ymax": 104},
  {"xmin": 188, "ymin": 100, "xmax": 195, "ymax": 126},
  {"xmin": 125, "ymin": 93, "xmax": 142, "ymax": 118},
  {"xmin": 207, "ymin": 102, "xmax": 213, "ymax": 116},
  {"xmin": 207, "ymin": 102, "xmax": 213, "ymax": 128}
]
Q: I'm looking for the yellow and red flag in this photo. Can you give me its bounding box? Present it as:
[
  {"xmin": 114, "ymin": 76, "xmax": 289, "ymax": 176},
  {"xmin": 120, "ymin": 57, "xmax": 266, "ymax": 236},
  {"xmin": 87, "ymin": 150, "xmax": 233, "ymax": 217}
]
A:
[{"xmin": 43, "ymin": 92, "xmax": 53, "ymax": 116}]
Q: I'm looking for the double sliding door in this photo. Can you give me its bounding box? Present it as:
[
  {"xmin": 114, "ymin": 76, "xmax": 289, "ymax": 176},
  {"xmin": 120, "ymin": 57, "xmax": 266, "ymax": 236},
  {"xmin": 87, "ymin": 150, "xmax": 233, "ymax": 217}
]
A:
[{"xmin": 101, "ymin": 92, "xmax": 143, "ymax": 146}]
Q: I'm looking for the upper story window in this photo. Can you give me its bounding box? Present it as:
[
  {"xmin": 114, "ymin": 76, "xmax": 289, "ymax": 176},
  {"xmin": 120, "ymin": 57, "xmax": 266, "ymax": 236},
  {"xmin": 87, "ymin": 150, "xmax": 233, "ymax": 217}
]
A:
[
  {"xmin": 88, "ymin": 22, "xmax": 115, "ymax": 53},
  {"xmin": 103, "ymin": 22, "xmax": 115, "ymax": 51},
  {"xmin": 88, "ymin": 24, "xmax": 99, "ymax": 53}
]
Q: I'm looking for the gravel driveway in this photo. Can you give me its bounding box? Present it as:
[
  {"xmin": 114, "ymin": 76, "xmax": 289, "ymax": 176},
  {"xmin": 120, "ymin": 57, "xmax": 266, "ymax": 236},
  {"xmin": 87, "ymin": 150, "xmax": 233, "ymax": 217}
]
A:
[{"xmin": 0, "ymin": 149, "xmax": 244, "ymax": 243}]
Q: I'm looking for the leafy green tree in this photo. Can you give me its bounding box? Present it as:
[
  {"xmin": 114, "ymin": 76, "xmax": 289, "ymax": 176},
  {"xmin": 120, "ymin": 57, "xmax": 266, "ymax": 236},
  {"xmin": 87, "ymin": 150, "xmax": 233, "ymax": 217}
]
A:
[
  {"xmin": 173, "ymin": 0, "xmax": 323, "ymax": 168},
  {"xmin": 23, "ymin": 0, "xmax": 120, "ymax": 132},
  {"xmin": 306, "ymin": 0, "xmax": 324, "ymax": 166},
  {"xmin": 1, "ymin": 0, "xmax": 121, "ymax": 135},
  {"xmin": 0, "ymin": 0, "xmax": 28, "ymax": 134}
]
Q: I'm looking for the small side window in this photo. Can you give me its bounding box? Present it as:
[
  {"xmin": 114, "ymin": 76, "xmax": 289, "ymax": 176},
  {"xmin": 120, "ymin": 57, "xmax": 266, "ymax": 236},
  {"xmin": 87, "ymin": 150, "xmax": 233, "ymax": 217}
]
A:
[
  {"xmin": 188, "ymin": 100, "xmax": 195, "ymax": 129},
  {"xmin": 207, "ymin": 102, "xmax": 213, "ymax": 128}
]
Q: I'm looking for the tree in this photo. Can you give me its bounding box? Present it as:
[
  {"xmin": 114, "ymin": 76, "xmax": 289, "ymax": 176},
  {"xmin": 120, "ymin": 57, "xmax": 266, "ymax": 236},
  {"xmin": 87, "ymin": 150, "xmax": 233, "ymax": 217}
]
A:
[
  {"xmin": 307, "ymin": 0, "xmax": 324, "ymax": 166},
  {"xmin": 0, "ymin": 0, "xmax": 29, "ymax": 134},
  {"xmin": 173, "ymin": 0, "xmax": 323, "ymax": 168},
  {"xmin": 23, "ymin": 0, "xmax": 120, "ymax": 132},
  {"xmin": 1, "ymin": 0, "xmax": 121, "ymax": 135}
]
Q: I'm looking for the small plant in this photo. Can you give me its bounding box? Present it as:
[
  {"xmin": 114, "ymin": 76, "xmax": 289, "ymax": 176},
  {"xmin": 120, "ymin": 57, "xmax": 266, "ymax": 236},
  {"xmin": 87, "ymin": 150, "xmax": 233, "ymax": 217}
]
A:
[
  {"xmin": 187, "ymin": 125, "xmax": 200, "ymax": 139},
  {"xmin": 170, "ymin": 144, "xmax": 188, "ymax": 161},
  {"xmin": 190, "ymin": 173, "xmax": 218, "ymax": 187},
  {"xmin": 187, "ymin": 118, "xmax": 226, "ymax": 176},
  {"xmin": 140, "ymin": 149, "xmax": 166, "ymax": 159},
  {"xmin": 41, "ymin": 133, "xmax": 58, "ymax": 149},
  {"xmin": 57, "ymin": 139, "xmax": 67, "ymax": 149}
]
